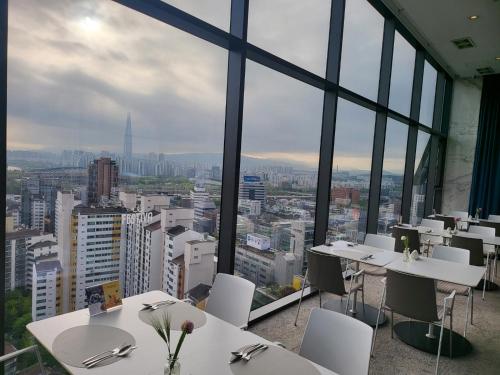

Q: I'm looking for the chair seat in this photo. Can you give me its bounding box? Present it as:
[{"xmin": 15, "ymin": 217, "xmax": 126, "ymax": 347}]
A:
[
  {"xmin": 437, "ymin": 281, "xmax": 469, "ymax": 296},
  {"xmin": 362, "ymin": 265, "xmax": 386, "ymax": 277}
]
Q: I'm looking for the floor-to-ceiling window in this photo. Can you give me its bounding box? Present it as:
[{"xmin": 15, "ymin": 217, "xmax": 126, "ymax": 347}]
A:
[{"xmin": 2, "ymin": 0, "xmax": 453, "ymax": 362}]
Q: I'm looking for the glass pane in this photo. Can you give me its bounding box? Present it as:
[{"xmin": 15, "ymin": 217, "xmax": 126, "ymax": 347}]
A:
[
  {"xmin": 6, "ymin": 0, "xmax": 227, "ymax": 367},
  {"xmin": 410, "ymin": 131, "xmax": 431, "ymax": 224},
  {"xmin": 378, "ymin": 119, "xmax": 408, "ymax": 234},
  {"xmin": 328, "ymin": 99, "xmax": 376, "ymax": 243},
  {"xmin": 163, "ymin": 0, "xmax": 230, "ymax": 31},
  {"xmin": 237, "ymin": 60, "xmax": 322, "ymax": 309},
  {"xmin": 419, "ymin": 61, "xmax": 437, "ymax": 126},
  {"xmin": 248, "ymin": 0, "xmax": 331, "ymax": 76},
  {"xmin": 388, "ymin": 32, "xmax": 415, "ymax": 116},
  {"xmin": 339, "ymin": 0, "xmax": 384, "ymax": 101}
]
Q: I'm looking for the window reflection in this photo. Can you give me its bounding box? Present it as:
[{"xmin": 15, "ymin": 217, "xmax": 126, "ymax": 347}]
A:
[
  {"xmin": 419, "ymin": 61, "xmax": 437, "ymax": 126},
  {"xmin": 410, "ymin": 131, "xmax": 431, "ymax": 224},
  {"xmin": 389, "ymin": 32, "xmax": 415, "ymax": 116}
]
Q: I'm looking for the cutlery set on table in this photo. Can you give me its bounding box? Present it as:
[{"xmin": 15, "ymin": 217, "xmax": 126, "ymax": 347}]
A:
[
  {"xmin": 81, "ymin": 343, "xmax": 137, "ymax": 368},
  {"xmin": 229, "ymin": 343, "xmax": 269, "ymax": 364},
  {"xmin": 140, "ymin": 300, "xmax": 176, "ymax": 311}
]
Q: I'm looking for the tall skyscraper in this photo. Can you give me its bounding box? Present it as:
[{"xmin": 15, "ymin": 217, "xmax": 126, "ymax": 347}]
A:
[
  {"xmin": 123, "ymin": 112, "xmax": 133, "ymax": 160},
  {"xmin": 87, "ymin": 157, "xmax": 119, "ymax": 205}
]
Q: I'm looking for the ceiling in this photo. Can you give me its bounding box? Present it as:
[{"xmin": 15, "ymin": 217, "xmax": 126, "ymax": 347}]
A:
[{"xmin": 382, "ymin": 0, "xmax": 500, "ymax": 78}]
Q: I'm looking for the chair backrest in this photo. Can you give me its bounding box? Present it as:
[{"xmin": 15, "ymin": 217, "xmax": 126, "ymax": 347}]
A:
[
  {"xmin": 479, "ymin": 220, "xmax": 500, "ymax": 236},
  {"xmin": 306, "ymin": 250, "xmax": 346, "ymax": 296},
  {"xmin": 421, "ymin": 218, "xmax": 444, "ymax": 231},
  {"xmin": 205, "ymin": 273, "xmax": 255, "ymax": 328},
  {"xmin": 392, "ymin": 227, "xmax": 420, "ymax": 253},
  {"xmin": 385, "ymin": 270, "xmax": 439, "ymax": 322},
  {"xmin": 432, "ymin": 245, "xmax": 470, "ymax": 265},
  {"xmin": 469, "ymin": 225, "xmax": 495, "ymax": 237},
  {"xmin": 300, "ymin": 308, "xmax": 373, "ymax": 375},
  {"xmin": 488, "ymin": 214, "xmax": 500, "ymax": 223},
  {"xmin": 364, "ymin": 234, "xmax": 395, "ymax": 251},
  {"xmin": 450, "ymin": 235, "xmax": 484, "ymax": 267},
  {"xmin": 434, "ymin": 214, "xmax": 456, "ymax": 230}
]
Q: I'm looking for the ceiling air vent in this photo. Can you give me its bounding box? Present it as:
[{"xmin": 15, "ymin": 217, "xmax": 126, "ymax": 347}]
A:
[
  {"xmin": 452, "ymin": 37, "xmax": 475, "ymax": 49},
  {"xmin": 476, "ymin": 67, "xmax": 495, "ymax": 75}
]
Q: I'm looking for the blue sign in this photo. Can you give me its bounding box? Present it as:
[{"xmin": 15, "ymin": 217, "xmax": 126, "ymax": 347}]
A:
[{"xmin": 243, "ymin": 175, "xmax": 261, "ymax": 183}]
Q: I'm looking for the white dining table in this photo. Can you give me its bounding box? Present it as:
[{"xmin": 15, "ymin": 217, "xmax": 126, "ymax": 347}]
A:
[
  {"xmin": 27, "ymin": 291, "xmax": 337, "ymax": 375},
  {"xmin": 415, "ymin": 226, "xmax": 500, "ymax": 247}
]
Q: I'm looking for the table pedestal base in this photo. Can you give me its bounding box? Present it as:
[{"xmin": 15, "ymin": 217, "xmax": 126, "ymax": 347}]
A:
[
  {"xmin": 322, "ymin": 299, "xmax": 386, "ymax": 327},
  {"xmin": 393, "ymin": 321, "xmax": 472, "ymax": 357},
  {"xmin": 475, "ymin": 279, "xmax": 498, "ymax": 292}
]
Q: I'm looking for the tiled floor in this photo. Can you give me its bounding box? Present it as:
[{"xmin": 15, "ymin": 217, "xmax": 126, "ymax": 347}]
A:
[{"xmin": 249, "ymin": 273, "xmax": 500, "ymax": 374}]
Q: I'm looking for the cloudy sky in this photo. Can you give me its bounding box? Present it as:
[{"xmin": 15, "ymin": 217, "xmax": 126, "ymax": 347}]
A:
[{"xmin": 7, "ymin": 0, "xmax": 418, "ymax": 172}]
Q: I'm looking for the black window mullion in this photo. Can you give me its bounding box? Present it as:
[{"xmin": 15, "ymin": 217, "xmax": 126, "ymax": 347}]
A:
[
  {"xmin": 217, "ymin": 0, "xmax": 248, "ymax": 274},
  {"xmin": 424, "ymin": 72, "xmax": 446, "ymax": 215},
  {"xmin": 0, "ymin": 0, "xmax": 6, "ymax": 360},
  {"xmin": 314, "ymin": 0, "xmax": 346, "ymax": 246},
  {"xmin": 366, "ymin": 18, "xmax": 395, "ymax": 234},
  {"xmin": 401, "ymin": 50, "xmax": 424, "ymax": 222}
]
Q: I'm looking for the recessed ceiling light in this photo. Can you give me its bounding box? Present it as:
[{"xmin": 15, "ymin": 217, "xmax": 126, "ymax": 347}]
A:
[
  {"xmin": 468, "ymin": 15, "xmax": 479, "ymax": 21},
  {"xmin": 496, "ymin": 57, "xmax": 500, "ymax": 61}
]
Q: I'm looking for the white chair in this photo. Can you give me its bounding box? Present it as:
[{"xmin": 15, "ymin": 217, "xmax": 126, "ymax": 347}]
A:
[
  {"xmin": 450, "ymin": 210, "xmax": 469, "ymax": 230},
  {"xmin": 433, "ymin": 245, "xmax": 473, "ymax": 336},
  {"xmin": 420, "ymin": 218, "xmax": 445, "ymax": 253},
  {"xmin": 362, "ymin": 234, "xmax": 395, "ymax": 276},
  {"xmin": 488, "ymin": 214, "xmax": 500, "ymax": 222},
  {"xmin": 300, "ymin": 308, "xmax": 373, "ymax": 375},
  {"xmin": 205, "ymin": 273, "xmax": 255, "ymax": 329}
]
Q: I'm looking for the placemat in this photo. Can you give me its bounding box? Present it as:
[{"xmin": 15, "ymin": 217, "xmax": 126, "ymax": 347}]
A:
[
  {"xmin": 229, "ymin": 345, "xmax": 321, "ymax": 375},
  {"xmin": 138, "ymin": 301, "xmax": 207, "ymax": 330},
  {"xmin": 52, "ymin": 325, "xmax": 135, "ymax": 368}
]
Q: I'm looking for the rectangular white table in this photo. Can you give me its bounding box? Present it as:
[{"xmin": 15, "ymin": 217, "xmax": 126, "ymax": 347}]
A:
[
  {"xmin": 385, "ymin": 257, "xmax": 486, "ymax": 287},
  {"xmin": 27, "ymin": 291, "xmax": 336, "ymax": 375}
]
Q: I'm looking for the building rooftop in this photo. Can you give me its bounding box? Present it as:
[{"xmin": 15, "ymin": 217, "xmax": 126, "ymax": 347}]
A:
[
  {"xmin": 73, "ymin": 206, "xmax": 129, "ymax": 215},
  {"xmin": 28, "ymin": 240, "xmax": 58, "ymax": 250},
  {"xmin": 186, "ymin": 238, "xmax": 214, "ymax": 245},
  {"xmin": 237, "ymin": 244, "xmax": 276, "ymax": 260},
  {"xmin": 167, "ymin": 225, "xmax": 188, "ymax": 236},
  {"xmin": 5, "ymin": 229, "xmax": 42, "ymax": 240},
  {"xmin": 186, "ymin": 283, "xmax": 211, "ymax": 303},
  {"xmin": 35, "ymin": 260, "xmax": 62, "ymax": 273},
  {"xmin": 144, "ymin": 221, "xmax": 162, "ymax": 232}
]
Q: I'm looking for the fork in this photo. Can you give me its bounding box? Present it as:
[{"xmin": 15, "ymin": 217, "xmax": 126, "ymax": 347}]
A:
[
  {"xmin": 243, "ymin": 344, "xmax": 268, "ymax": 361},
  {"xmin": 82, "ymin": 343, "xmax": 128, "ymax": 365},
  {"xmin": 85, "ymin": 346, "xmax": 137, "ymax": 368}
]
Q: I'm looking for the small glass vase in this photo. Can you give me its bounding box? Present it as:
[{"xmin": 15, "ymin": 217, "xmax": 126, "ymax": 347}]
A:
[{"xmin": 164, "ymin": 357, "xmax": 180, "ymax": 375}]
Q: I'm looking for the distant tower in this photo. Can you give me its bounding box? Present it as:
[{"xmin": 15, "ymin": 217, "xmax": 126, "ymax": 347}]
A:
[{"xmin": 123, "ymin": 112, "xmax": 133, "ymax": 160}]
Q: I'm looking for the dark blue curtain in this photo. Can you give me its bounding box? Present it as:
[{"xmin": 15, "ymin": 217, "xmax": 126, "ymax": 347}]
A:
[{"xmin": 469, "ymin": 74, "xmax": 500, "ymax": 218}]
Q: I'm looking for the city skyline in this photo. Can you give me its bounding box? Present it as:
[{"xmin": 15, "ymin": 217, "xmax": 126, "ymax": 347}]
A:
[{"xmin": 7, "ymin": 0, "xmax": 412, "ymax": 172}]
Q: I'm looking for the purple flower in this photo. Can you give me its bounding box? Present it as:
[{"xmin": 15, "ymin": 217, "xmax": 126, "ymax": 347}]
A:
[{"xmin": 181, "ymin": 320, "xmax": 194, "ymax": 334}]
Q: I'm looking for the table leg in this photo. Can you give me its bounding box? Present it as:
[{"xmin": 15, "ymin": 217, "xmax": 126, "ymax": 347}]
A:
[
  {"xmin": 349, "ymin": 261, "xmax": 359, "ymax": 315},
  {"xmin": 425, "ymin": 323, "xmax": 436, "ymax": 339}
]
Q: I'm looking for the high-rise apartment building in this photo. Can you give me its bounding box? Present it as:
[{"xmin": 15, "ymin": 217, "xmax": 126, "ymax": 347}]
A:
[
  {"xmin": 30, "ymin": 195, "xmax": 46, "ymax": 231},
  {"xmin": 289, "ymin": 220, "xmax": 314, "ymax": 275},
  {"xmin": 87, "ymin": 157, "xmax": 119, "ymax": 205},
  {"xmin": 32, "ymin": 260, "xmax": 62, "ymax": 321},
  {"xmin": 4, "ymin": 229, "xmax": 44, "ymax": 291},
  {"xmin": 69, "ymin": 206, "xmax": 127, "ymax": 310},
  {"xmin": 239, "ymin": 176, "xmax": 266, "ymax": 203},
  {"xmin": 25, "ymin": 239, "xmax": 59, "ymax": 291}
]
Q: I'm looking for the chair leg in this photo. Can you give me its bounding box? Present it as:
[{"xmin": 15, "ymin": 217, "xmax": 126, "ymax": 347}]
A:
[
  {"xmin": 319, "ymin": 290, "xmax": 322, "ymax": 308},
  {"xmin": 436, "ymin": 317, "xmax": 446, "ymax": 375},
  {"xmin": 464, "ymin": 289, "xmax": 471, "ymax": 337},
  {"xmin": 294, "ymin": 269, "xmax": 308, "ymax": 326},
  {"xmin": 449, "ymin": 312, "xmax": 453, "ymax": 358},
  {"xmin": 371, "ymin": 286, "xmax": 386, "ymax": 356},
  {"xmin": 483, "ymin": 253, "xmax": 489, "ymax": 300},
  {"xmin": 470, "ymin": 289, "xmax": 474, "ymax": 325},
  {"xmin": 391, "ymin": 311, "xmax": 394, "ymax": 339}
]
